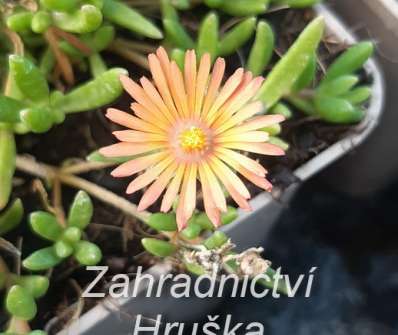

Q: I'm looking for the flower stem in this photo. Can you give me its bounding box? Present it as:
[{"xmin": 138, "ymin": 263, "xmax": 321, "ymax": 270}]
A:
[
  {"xmin": 61, "ymin": 161, "xmax": 117, "ymax": 175},
  {"xmin": 15, "ymin": 155, "xmax": 150, "ymax": 223}
]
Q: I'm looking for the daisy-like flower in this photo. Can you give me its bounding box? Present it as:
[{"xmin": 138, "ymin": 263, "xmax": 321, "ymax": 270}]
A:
[{"xmin": 100, "ymin": 47, "xmax": 285, "ymax": 230}]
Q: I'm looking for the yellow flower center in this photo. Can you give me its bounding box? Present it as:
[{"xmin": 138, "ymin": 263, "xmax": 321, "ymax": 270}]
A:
[{"xmin": 179, "ymin": 126, "xmax": 207, "ymax": 151}]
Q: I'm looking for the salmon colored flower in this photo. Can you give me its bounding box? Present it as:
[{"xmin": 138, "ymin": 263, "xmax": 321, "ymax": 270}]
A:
[{"xmin": 100, "ymin": 47, "xmax": 285, "ymax": 230}]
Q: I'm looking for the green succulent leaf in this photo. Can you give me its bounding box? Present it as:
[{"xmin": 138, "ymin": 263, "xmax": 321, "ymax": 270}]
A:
[
  {"xmin": 203, "ymin": 231, "xmax": 228, "ymax": 250},
  {"xmin": 89, "ymin": 53, "xmax": 107, "ymax": 78},
  {"xmin": 6, "ymin": 285, "xmax": 37, "ymax": 321},
  {"xmin": 9, "ymin": 275, "xmax": 49, "ymax": 299},
  {"xmin": 160, "ymin": 0, "xmax": 179, "ymax": 21},
  {"xmin": 262, "ymin": 123, "xmax": 281, "ymax": 136},
  {"xmin": 220, "ymin": 0, "xmax": 270, "ymax": 16},
  {"xmin": 163, "ymin": 18, "xmax": 195, "ymax": 49},
  {"xmin": 180, "ymin": 222, "xmax": 202, "ymax": 240},
  {"xmin": 51, "ymin": 68, "xmax": 128, "ymax": 114},
  {"xmin": 256, "ymin": 16, "xmax": 325, "ymax": 108},
  {"xmin": 142, "ymin": 238, "xmax": 177, "ymax": 257},
  {"xmin": 247, "ymin": 20, "xmax": 275, "ymax": 76},
  {"xmin": 9, "ymin": 55, "xmax": 50, "ymax": 104},
  {"xmin": 40, "ymin": 0, "xmax": 79, "ymax": 12},
  {"xmin": 52, "ymin": 5, "xmax": 103, "ymax": 34},
  {"xmin": 147, "ymin": 213, "xmax": 178, "ymax": 232},
  {"xmin": 322, "ymin": 41, "xmax": 374, "ymax": 83},
  {"xmin": 67, "ymin": 191, "xmax": 93, "ymax": 230},
  {"xmin": 0, "ymin": 129, "xmax": 16, "ymax": 210},
  {"xmin": 31, "ymin": 11, "xmax": 52, "ymax": 34},
  {"xmin": 103, "ymin": 0, "xmax": 163, "ymax": 39},
  {"xmin": 194, "ymin": 206, "xmax": 238, "ymax": 231},
  {"xmin": 170, "ymin": 0, "xmax": 190, "ymax": 9},
  {"xmin": 341, "ymin": 86, "xmax": 371, "ymax": 105},
  {"xmin": 20, "ymin": 107, "xmax": 54, "ymax": 134},
  {"xmin": 270, "ymin": 102, "xmax": 293, "ymax": 119},
  {"xmin": 0, "ymin": 96, "xmax": 26, "ymax": 123},
  {"xmin": 82, "ymin": 24, "xmax": 115, "ymax": 52},
  {"xmin": 86, "ymin": 150, "xmax": 134, "ymax": 163},
  {"xmin": 292, "ymin": 53, "xmax": 317, "ymax": 92},
  {"xmin": 62, "ymin": 227, "xmax": 82, "ymax": 244},
  {"xmin": 318, "ymin": 75, "xmax": 359, "ymax": 97},
  {"xmin": 23, "ymin": 247, "xmax": 63, "ymax": 271},
  {"xmin": 54, "ymin": 240, "xmax": 74, "ymax": 258},
  {"xmin": 6, "ymin": 12, "xmax": 33, "ymax": 33},
  {"xmin": 171, "ymin": 48, "xmax": 185, "ymax": 70},
  {"xmin": 314, "ymin": 95, "xmax": 364, "ymax": 124},
  {"xmin": 0, "ymin": 198, "xmax": 23, "ymax": 236},
  {"xmin": 184, "ymin": 261, "xmax": 207, "ymax": 276},
  {"xmin": 39, "ymin": 47, "xmax": 56, "ymax": 77},
  {"xmin": 268, "ymin": 136, "xmax": 289, "ymax": 151},
  {"xmin": 74, "ymin": 241, "xmax": 102, "ymax": 265},
  {"xmin": 203, "ymin": 0, "xmax": 224, "ymax": 8},
  {"xmin": 272, "ymin": 0, "xmax": 321, "ymax": 8},
  {"xmin": 30, "ymin": 211, "xmax": 63, "ymax": 241},
  {"xmin": 218, "ymin": 17, "xmax": 257, "ymax": 56},
  {"xmin": 197, "ymin": 12, "xmax": 219, "ymax": 61}
]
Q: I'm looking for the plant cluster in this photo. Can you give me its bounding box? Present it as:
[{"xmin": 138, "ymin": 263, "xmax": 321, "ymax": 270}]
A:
[{"xmin": 0, "ymin": 0, "xmax": 376, "ymax": 333}]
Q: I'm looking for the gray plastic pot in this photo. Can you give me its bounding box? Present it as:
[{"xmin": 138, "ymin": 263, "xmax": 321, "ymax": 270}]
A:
[{"xmin": 56, "ymin": 4, "xmax": 384, "ymax": 335}]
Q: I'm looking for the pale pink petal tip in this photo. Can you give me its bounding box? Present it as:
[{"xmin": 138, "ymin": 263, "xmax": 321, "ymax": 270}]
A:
[{"xmin": 98, "ymin": 145, "xmax": 117, "ymax": 157}]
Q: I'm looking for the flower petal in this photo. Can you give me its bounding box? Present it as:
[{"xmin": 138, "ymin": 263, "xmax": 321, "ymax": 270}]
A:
[
  {"xmin": 222, "ymin": 142, "xmax": 285, "ymax": 156},
  {"xmin": 119, "ymin": 75, "xmax": 163, "ymax": 118},
  {"xmin": 170, "ymin": 61, "xmax": 190, "ymax": 117},
  {"xmin": 201, "ymin": 57, "xmax": 225, "ymax": 118},
  {"xmin": 215, "ymin": 150, "xmax": 273, "ymax": 192},
  {"xmin": 161, "ymin": 163, "xmax": 186, "ymax": 212},
  {"xmin": 210, "ymin": 76, "xmax": 264, "ymax": 126},
  {"xmin": 205, "ymin": 68, "xmax": 244, "ymax": 122},
  {"xmin": 184, "ymin": 50, "xmax": 197, "ymax": 117},
  {"xmin": 156, "ymin": 46, "xmax": 172, "ymax": 76},
  {"xmin": 223, "ymin": 114, "xmax": 285, "ymax": 135},
  {"xmin": 210, "ymin": 156, "xmax": 250, "ymax": 199},
  {"xmin": 176, "ymin": 164, "xmax": 197, "ymax": 230},
  {"xmin": 214, "ymin": 101, "xmax": 264, "ymax": 135},
  {"xmin": 215, "ymin": 131, "xmax": 269, "ymax": 144},
  {"xmin": 111, "ymin": 151, "xmax": 168, "ymax": 177},
  {"xmin": 198, "ymin": 164, "xmax": 221, "ymax": 227},
  {"xmin": 200, "ymin": 162, "xmax": 227, "ymax": 212},
  {"xmin": 148, "ymin": 53, "xmax": 179, "ymax": 118},
  {"xmin": 215, "ymin": 147, "xmax": 267, "ymax": 177},
  {"xmin": 113, "ymin": 130, "xmax": 168, "ymax": 143},
  {"xmin": 105, "ymin": 108, "xmax": 163, "ymax": 134},
  {"xmin": 138, "ymin": 162, "xmax": 178, "ymax": 211},
  {"xmin": 130, "ymin": 103, "xmax": 168, "ymax": 132},
  {"xmin": 194, "ymin": 53, "xmax": 211, "ymax": 119},
  {"xmin": 140, "ymin": 76, "xmax": 176, "ymax": 124},
  {"xmin": 100, "ymin": 142, "xmax": 165, "ymax": 158},
  {"xmin": 126, "ymin": 156, "xmax": 174, "ymax": 194}
]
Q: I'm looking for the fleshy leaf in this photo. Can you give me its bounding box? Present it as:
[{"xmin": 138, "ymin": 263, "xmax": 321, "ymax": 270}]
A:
[
  {"xmin": 0, "ymin": 198, "xmax": 23, "ymax": 236},
  {"xmin": 30, "ymin": 211, "xmax": 63, "ymax": 241},
  {"xmin": 256, "ymin": 16, "xmax": 325, "ymax": 108},
  {"xmin": 6, "ymin": 285, "xmax": 37, "ymax": 321},
  {"xmin": 142, "ymin": 238, "xmax": 177, "ymax": 257},
  {"xmin": 23, "ymin": 247, "xmax": 62, "ymax": 271},
  {"xmin": 147, "ymin": 213, "xmax": 177, "ymax": 232},
  {"xmin": 74, "ymin": 241, "xmax": 102, "ymax": 265},
  {"xmin": 67, "ymin": 191, "xmax": 93, "ymax": 230}
]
